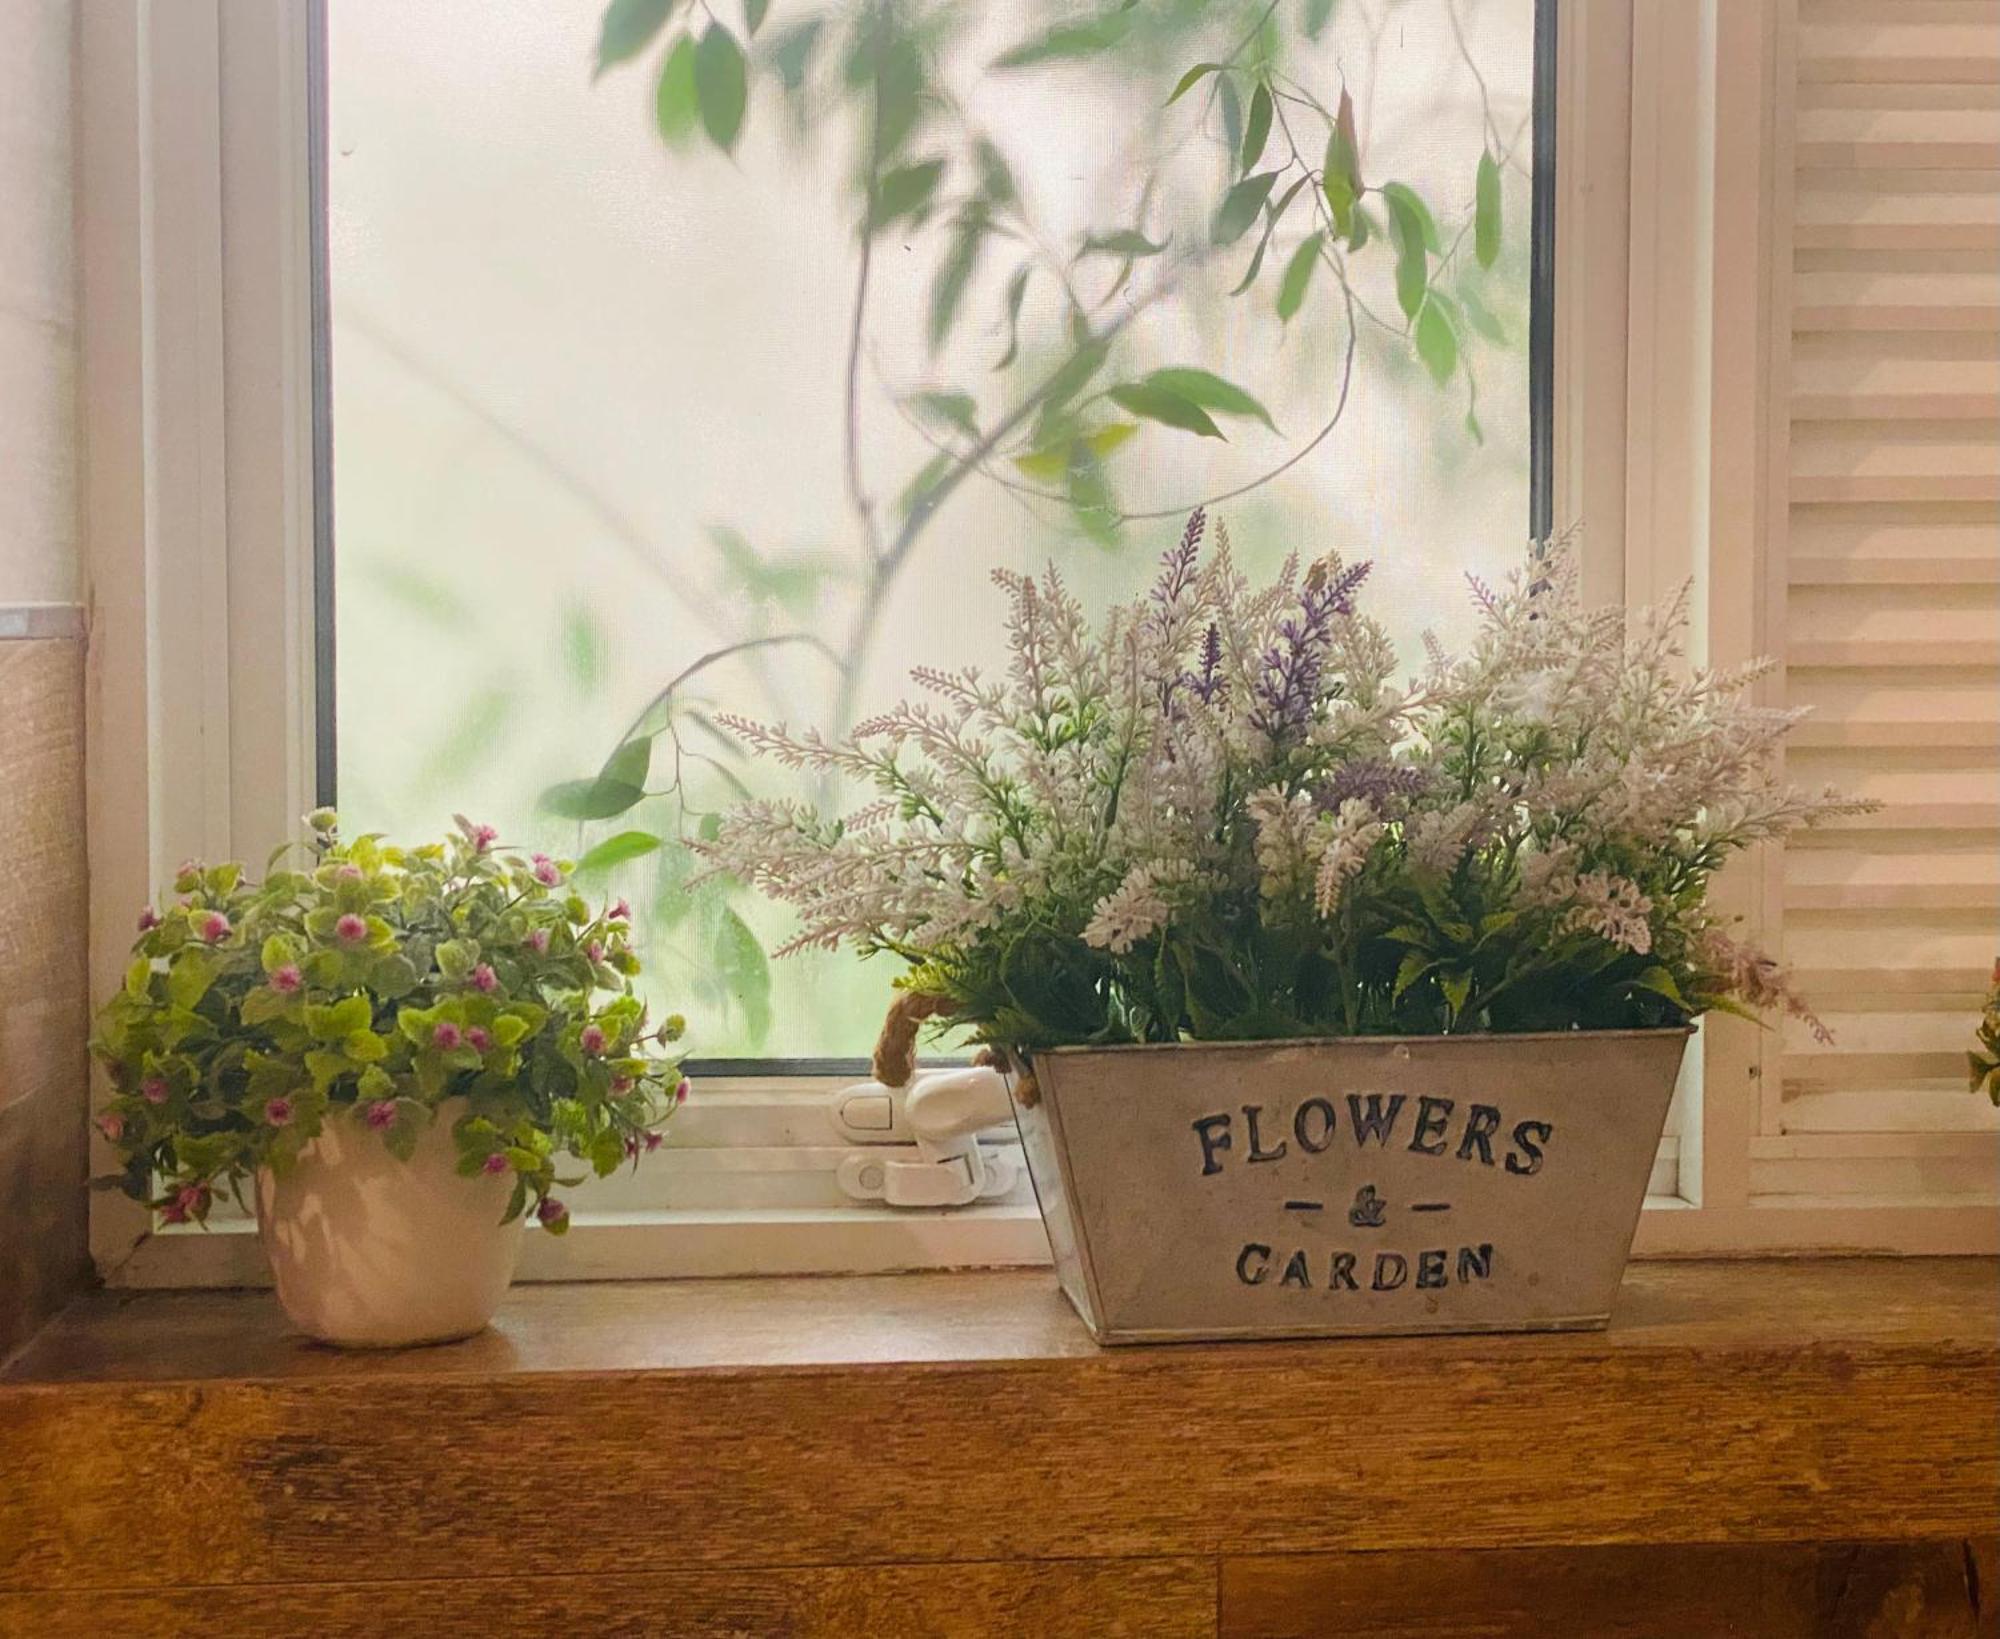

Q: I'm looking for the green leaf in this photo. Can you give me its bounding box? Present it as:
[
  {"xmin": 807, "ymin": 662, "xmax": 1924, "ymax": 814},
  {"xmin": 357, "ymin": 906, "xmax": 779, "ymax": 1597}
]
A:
[
  {"xmin": 1140, "ymin": 368, "xmax": 1277, "ymax": 433},
  {"xmin": 1107, "ymin": 383, "xmax": 1225, "ymax": 439},
  {"xmin": 743, "ymin": 0, "xmax": 769, "ymax": 36},
  {"xmin": 1212, "ymin": 169, "xmax": 1280, "ymax": 246},
  {"xmin": 694, "ymin": 23, "xmax": 748, "ymax": 153},
  {"xmin": 654, "ymin": 35, "xmax": 699, "ymax": 143},
  {"xmin": 1276, "ymin": 230, "xmax": 1322, "ymax": 322},
  {"xmin": 541, "ymin": 737, "xmax": 652, "ymax": 823},
  {"xmin": 1065, "ymin": 441, "xmax": 1117, "ymax": 545},
  {"xmin": 1440, "ymin": 970, "xmax": 1472, "ymax": 1016},
  {"xmin": 768, "ymin": 17, "xmax": 822, "ymax": 91},
  {"xmin": 895, "ymin": 451, "xmax": 953, "ymax": 521},
  {"xmin": 1038, "ymin": 338, "xmax": 1111, "ymax": 415},
  {"xmin": 1241, "ymin": 82, "xmax": 1272, "ymax": 174},
  {"xmin": 911, "ymin": 390, "xmax": 978, "ymax": 438},
  {"xmin": 993, "ymin": 264, "xmax": 1032, "ymax": 370},
  {"xmin": 1078, "ymin": 229, "xmax": 1167, "ymax": 260},
  {"xmin": 1456, "ymin": 281, "xmax": 1508, "ymax": 344},
  {"xmin": 1393, "ymin": 951, "xmax": 1434, "ymax": 1001},
  {"xmin": 1084, "ymin": 422, "xmax": 1138, "ymax": 459},
  {"xmin": 713, "ymin": 907, "xmax": 771, "ymax": 1047},
  {"xmin": 974, "ymin": 139, "xmax": 1016, "ymax": 206},
  {"xmin": 596, "ymin": 0, "xmax": 674, "ymax": 77},
  {"xmin": 1475, "ymin": 150, "xmax": 1502, "ymax": 269},
  {"xmin": 576, "ymin": 831, "xmax": 664, "ymax": 874},
  {"xmin": 1385, "ymin": 187, "xmax": 1429, "ymax": 320},
  {"xmin": 1165, "ymin": 61, "xmax": 1223, "ymax": 105},
  {"xmin": 1415, "ymin": 298, "xmax": 1458, "ymax": 385},
  {"xmin": 560, "ymin": 603, "xmax": 607, "ymax": 694},
  {"xmin": 869, "ymin": 159, "xmax": 944, "ymax": 231},
  {"xmin": 1303, "ymin": 0, "xmax": 1336, "ymax": 41},
  {"xmin": 929, "ymin": 212, "xmax": 986, "ymax": 353},
  {"xmin": 167, "ymin": 951, "xmax": 218, "ymax": 1011},
  {"xmin": 1228, "ymin": 230, "xmax": 1270, "ymax": 296},
  {"xmin": 992, "ymin": 11, "xmax": 1130, "ymax": 69},
  {"xmin": 1322, "ymin": 88, "xmax": 1362, "ymax": 236},
  {"xmin": 1381, "ymin": 181, "xmax": 1440, "ymax": 253},
  {"xmin": 1218, "ymin": 75, "xmax": 1242, "ymax": 163},
  {"xmin": 1630, "ymin": 965, "xmax": 1687, "ymax": 1007}
]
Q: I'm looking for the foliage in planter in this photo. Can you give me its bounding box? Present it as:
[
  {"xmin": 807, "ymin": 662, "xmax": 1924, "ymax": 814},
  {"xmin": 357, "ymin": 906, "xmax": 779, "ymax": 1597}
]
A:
[
  {"xmin": 92, "ymin": 812, "xmax": 688, "ymax": 1232},
  {"xmin": 702, "ymin": 510, "xmax": 1868, "ymax": 1050},
  {"xmin": 1972, "ymin": 959, "xmax": 2000, "ymax": 1106}
]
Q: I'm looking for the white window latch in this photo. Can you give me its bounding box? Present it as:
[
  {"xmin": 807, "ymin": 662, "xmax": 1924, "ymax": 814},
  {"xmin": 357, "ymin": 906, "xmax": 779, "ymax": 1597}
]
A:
[{"xmin": 831, "ymin": 1065, "xmax": 1018, "ymax": 1208}]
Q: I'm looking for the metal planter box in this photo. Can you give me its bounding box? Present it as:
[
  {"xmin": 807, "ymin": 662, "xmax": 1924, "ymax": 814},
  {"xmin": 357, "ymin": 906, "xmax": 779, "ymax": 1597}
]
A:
[{"xmin": 1005, "ymin": 1029, "xmax": 1689, "ymax": 1345}]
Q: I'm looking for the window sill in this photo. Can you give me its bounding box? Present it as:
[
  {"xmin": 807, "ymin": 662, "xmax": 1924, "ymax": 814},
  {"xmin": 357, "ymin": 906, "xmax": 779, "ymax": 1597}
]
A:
[{"xmin": 4, "ymin": 1260, "xmax": 1995, "ymax": 1632}]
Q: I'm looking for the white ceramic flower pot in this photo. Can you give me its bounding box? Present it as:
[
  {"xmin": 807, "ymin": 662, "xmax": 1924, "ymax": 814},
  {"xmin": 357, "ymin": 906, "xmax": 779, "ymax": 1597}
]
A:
[{"xmin": 255, "ymin": 1097, "xmax": 523, "ymax": 1348}]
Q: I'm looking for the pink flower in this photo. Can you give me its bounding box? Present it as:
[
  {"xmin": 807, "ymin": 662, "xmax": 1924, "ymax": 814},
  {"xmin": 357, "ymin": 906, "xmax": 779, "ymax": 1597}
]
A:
[
  {"xmin": 610, "ymin": 1074, "xmax": 634, "ymax": 1095},
  {"xmin": 608, "ymin": 898, "xmax": 631, "ymax": 921},
  {"xmin": 531, "ymin": 853, "xmax": 562, "ymax": 887},
  {"xmin": 432, "ymin": 1021, "xmax": 463, "ymax": 1051},
  {"xmin": 265, "ymin": 1096, "xmax": 294, "ymax": 1127},
  {"xmin": 141, "ymin": 1077, "xmax": 170, "ymax": 1106},
  {"xmin": 466, "ymin": 1026, "xmax": 493, "ymax": 1054},
  {"xmin": 481, "ymin": 1152, "xmax": 510, "ymax": 1175},
  {"xmin": 96, "ymin": 1113, "xmax": 126, "ymax": 1142},
  {"xmin": 675, "ymin": 1078, "xmax": 691, "ymax": 1104},
  {"xmin": 469, "ymin": 963, "xmax": 498, "ymax": 993},
  {"xmin": 334, "ymin": 912, "xmax": 368, "ymax": 944},
  {"xmin": 578, "ymin": 1024, "xmax": 607, "ymax": 1057},
  {"xmin": 536, "ymin": 1196, "xmax": 568, "ymax": 1227},
  {"xmin": 137, "ymin": 908, "xmax": 160, "ymax": 933},
  {"xmin": 198, "ymin": 911, "xmax": 231, "ymax": 944},
  {"xmin": 643, "ymin": 1130, "xmax": 664, "ymax": 1152},
  {"xmin": 269, "ymin": 964, "xmax": 303, "ymax": 995},
  {"xmin": 586, "ymin": 941, "xmax": 606, "ymax": 964},
  {"xmin": 527, "ymin": 928, "xmax": 551, "ymax": 955},
  {"xmin": 162, "ymin": 1182, "xmax": 209, "ymax": 1225},
  {"xmin": 365, "ymin": 1100, "xmax": 398, "ymax": 1131},
  {"xmin": 335, "ymin": 863, "xmax": 363, "ymax": 882},
  {"xmin": 468, "ymin": 822, "xmax": 499, "ymax": 853},
  {"xmin": 624, "ymin": 1135, "xmax": 641, "ymax": 1159}
]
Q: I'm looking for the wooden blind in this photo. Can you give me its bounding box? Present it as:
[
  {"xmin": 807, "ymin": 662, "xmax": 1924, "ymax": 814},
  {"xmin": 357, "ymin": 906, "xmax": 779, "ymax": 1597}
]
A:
[{"xmin": 1768, "ymin": 0, "xmax": 1999, "ymax": 1199}]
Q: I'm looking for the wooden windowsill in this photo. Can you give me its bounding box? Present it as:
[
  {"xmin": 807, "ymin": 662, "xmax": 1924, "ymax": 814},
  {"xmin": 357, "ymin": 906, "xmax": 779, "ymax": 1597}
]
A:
[{"xmin": 4, "ymin": 1259, "xmax": 1996, "ymax": 1633}]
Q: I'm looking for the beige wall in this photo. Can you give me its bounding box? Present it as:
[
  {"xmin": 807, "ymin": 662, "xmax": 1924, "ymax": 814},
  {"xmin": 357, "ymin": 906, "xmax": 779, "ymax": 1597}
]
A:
[{"xmin": 0, "ymin": 0, "xmax": 85, "ymax": 1357}]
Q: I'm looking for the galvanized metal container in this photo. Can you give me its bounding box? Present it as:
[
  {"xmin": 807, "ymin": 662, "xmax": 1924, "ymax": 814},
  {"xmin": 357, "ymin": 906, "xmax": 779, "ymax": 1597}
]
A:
[{"xmin": 1004, "ymin": 1029, "xmax": 1690, "ymax": 1344}]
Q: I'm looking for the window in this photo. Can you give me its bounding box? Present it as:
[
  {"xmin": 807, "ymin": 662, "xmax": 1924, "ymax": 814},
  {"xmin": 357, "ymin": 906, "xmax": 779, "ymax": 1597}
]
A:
[{"xmin": 77, "ymin": 0, "xmax": 1994, "ymax": 1285}]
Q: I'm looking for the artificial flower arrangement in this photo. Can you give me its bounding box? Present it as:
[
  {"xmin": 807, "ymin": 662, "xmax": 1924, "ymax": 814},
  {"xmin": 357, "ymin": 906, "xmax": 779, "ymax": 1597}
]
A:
[
  {"xmin": 93, "ymin": 810, "xmax": 688, "ymax": 1239},
  {"xmin": 1972, "ymin": 959, "xmax": 2000, "ymax": 1106},
  {"xmin": 702, "ymin": 510, "xmax": 1868, "ymax": 1343},
  {"xmin": 706, "ymin": 508, "xmax": 1859, "ymax": 1052}
]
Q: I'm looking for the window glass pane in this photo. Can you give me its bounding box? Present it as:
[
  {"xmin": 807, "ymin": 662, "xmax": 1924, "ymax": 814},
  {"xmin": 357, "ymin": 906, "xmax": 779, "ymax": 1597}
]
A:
[{"xmin": 327, "ymin": 0, "xmax": 1540, "ymax": 1062}]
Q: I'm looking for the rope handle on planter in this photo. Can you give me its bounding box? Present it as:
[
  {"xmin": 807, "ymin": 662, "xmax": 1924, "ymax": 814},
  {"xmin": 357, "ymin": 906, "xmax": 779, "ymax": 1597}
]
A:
[{"xmin": 870, "ymin": 992, "xmax": 1039, "ymax": 1107}]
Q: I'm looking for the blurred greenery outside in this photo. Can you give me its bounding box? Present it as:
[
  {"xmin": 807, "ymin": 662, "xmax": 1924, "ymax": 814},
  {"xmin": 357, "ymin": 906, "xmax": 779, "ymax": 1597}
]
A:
[{"xmin": 328, "ymin": 0, "xmax": 1537, "ymax": 1061}]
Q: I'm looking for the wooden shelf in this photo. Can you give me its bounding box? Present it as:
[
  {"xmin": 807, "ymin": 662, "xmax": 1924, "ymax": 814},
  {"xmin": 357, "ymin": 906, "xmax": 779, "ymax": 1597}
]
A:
[{"xmin": 3, "ymin": 1260, "xmax": 1995, "ymax": 1636}]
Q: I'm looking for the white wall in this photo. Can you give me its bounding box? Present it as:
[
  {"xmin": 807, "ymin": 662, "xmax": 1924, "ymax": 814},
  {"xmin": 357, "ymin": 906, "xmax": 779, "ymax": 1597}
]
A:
[{"xmin": 0, "ymin": 0, "xmax": 77, "ymax": 606}]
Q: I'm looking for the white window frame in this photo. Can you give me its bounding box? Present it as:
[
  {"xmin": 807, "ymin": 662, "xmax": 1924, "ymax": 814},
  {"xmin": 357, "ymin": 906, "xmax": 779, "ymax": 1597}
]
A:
[{"xmin": 78, "ymin": 0, "xmax": 1992, "ymax": 1289}]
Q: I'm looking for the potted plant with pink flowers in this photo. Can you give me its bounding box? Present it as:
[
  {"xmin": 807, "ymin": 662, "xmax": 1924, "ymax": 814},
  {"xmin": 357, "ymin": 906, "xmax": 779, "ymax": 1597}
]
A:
[{"xmin": 91, "ymin": 810, "xmax": 687, "ymax": 1347}]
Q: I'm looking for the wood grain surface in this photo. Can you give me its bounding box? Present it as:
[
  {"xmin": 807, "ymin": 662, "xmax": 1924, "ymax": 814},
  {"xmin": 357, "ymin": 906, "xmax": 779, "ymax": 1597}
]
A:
[
  {"xmin": 2, "ymin": 1558, "xmax": 1216, "ymax": 1639},
  {"xmin": 1220, "ymin": 1539, "xmax": 2000, "ymax": 1638},
  {"xmin": 3, "ymin": 1259, "xmax": 1994, "ymax": 1616}
]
